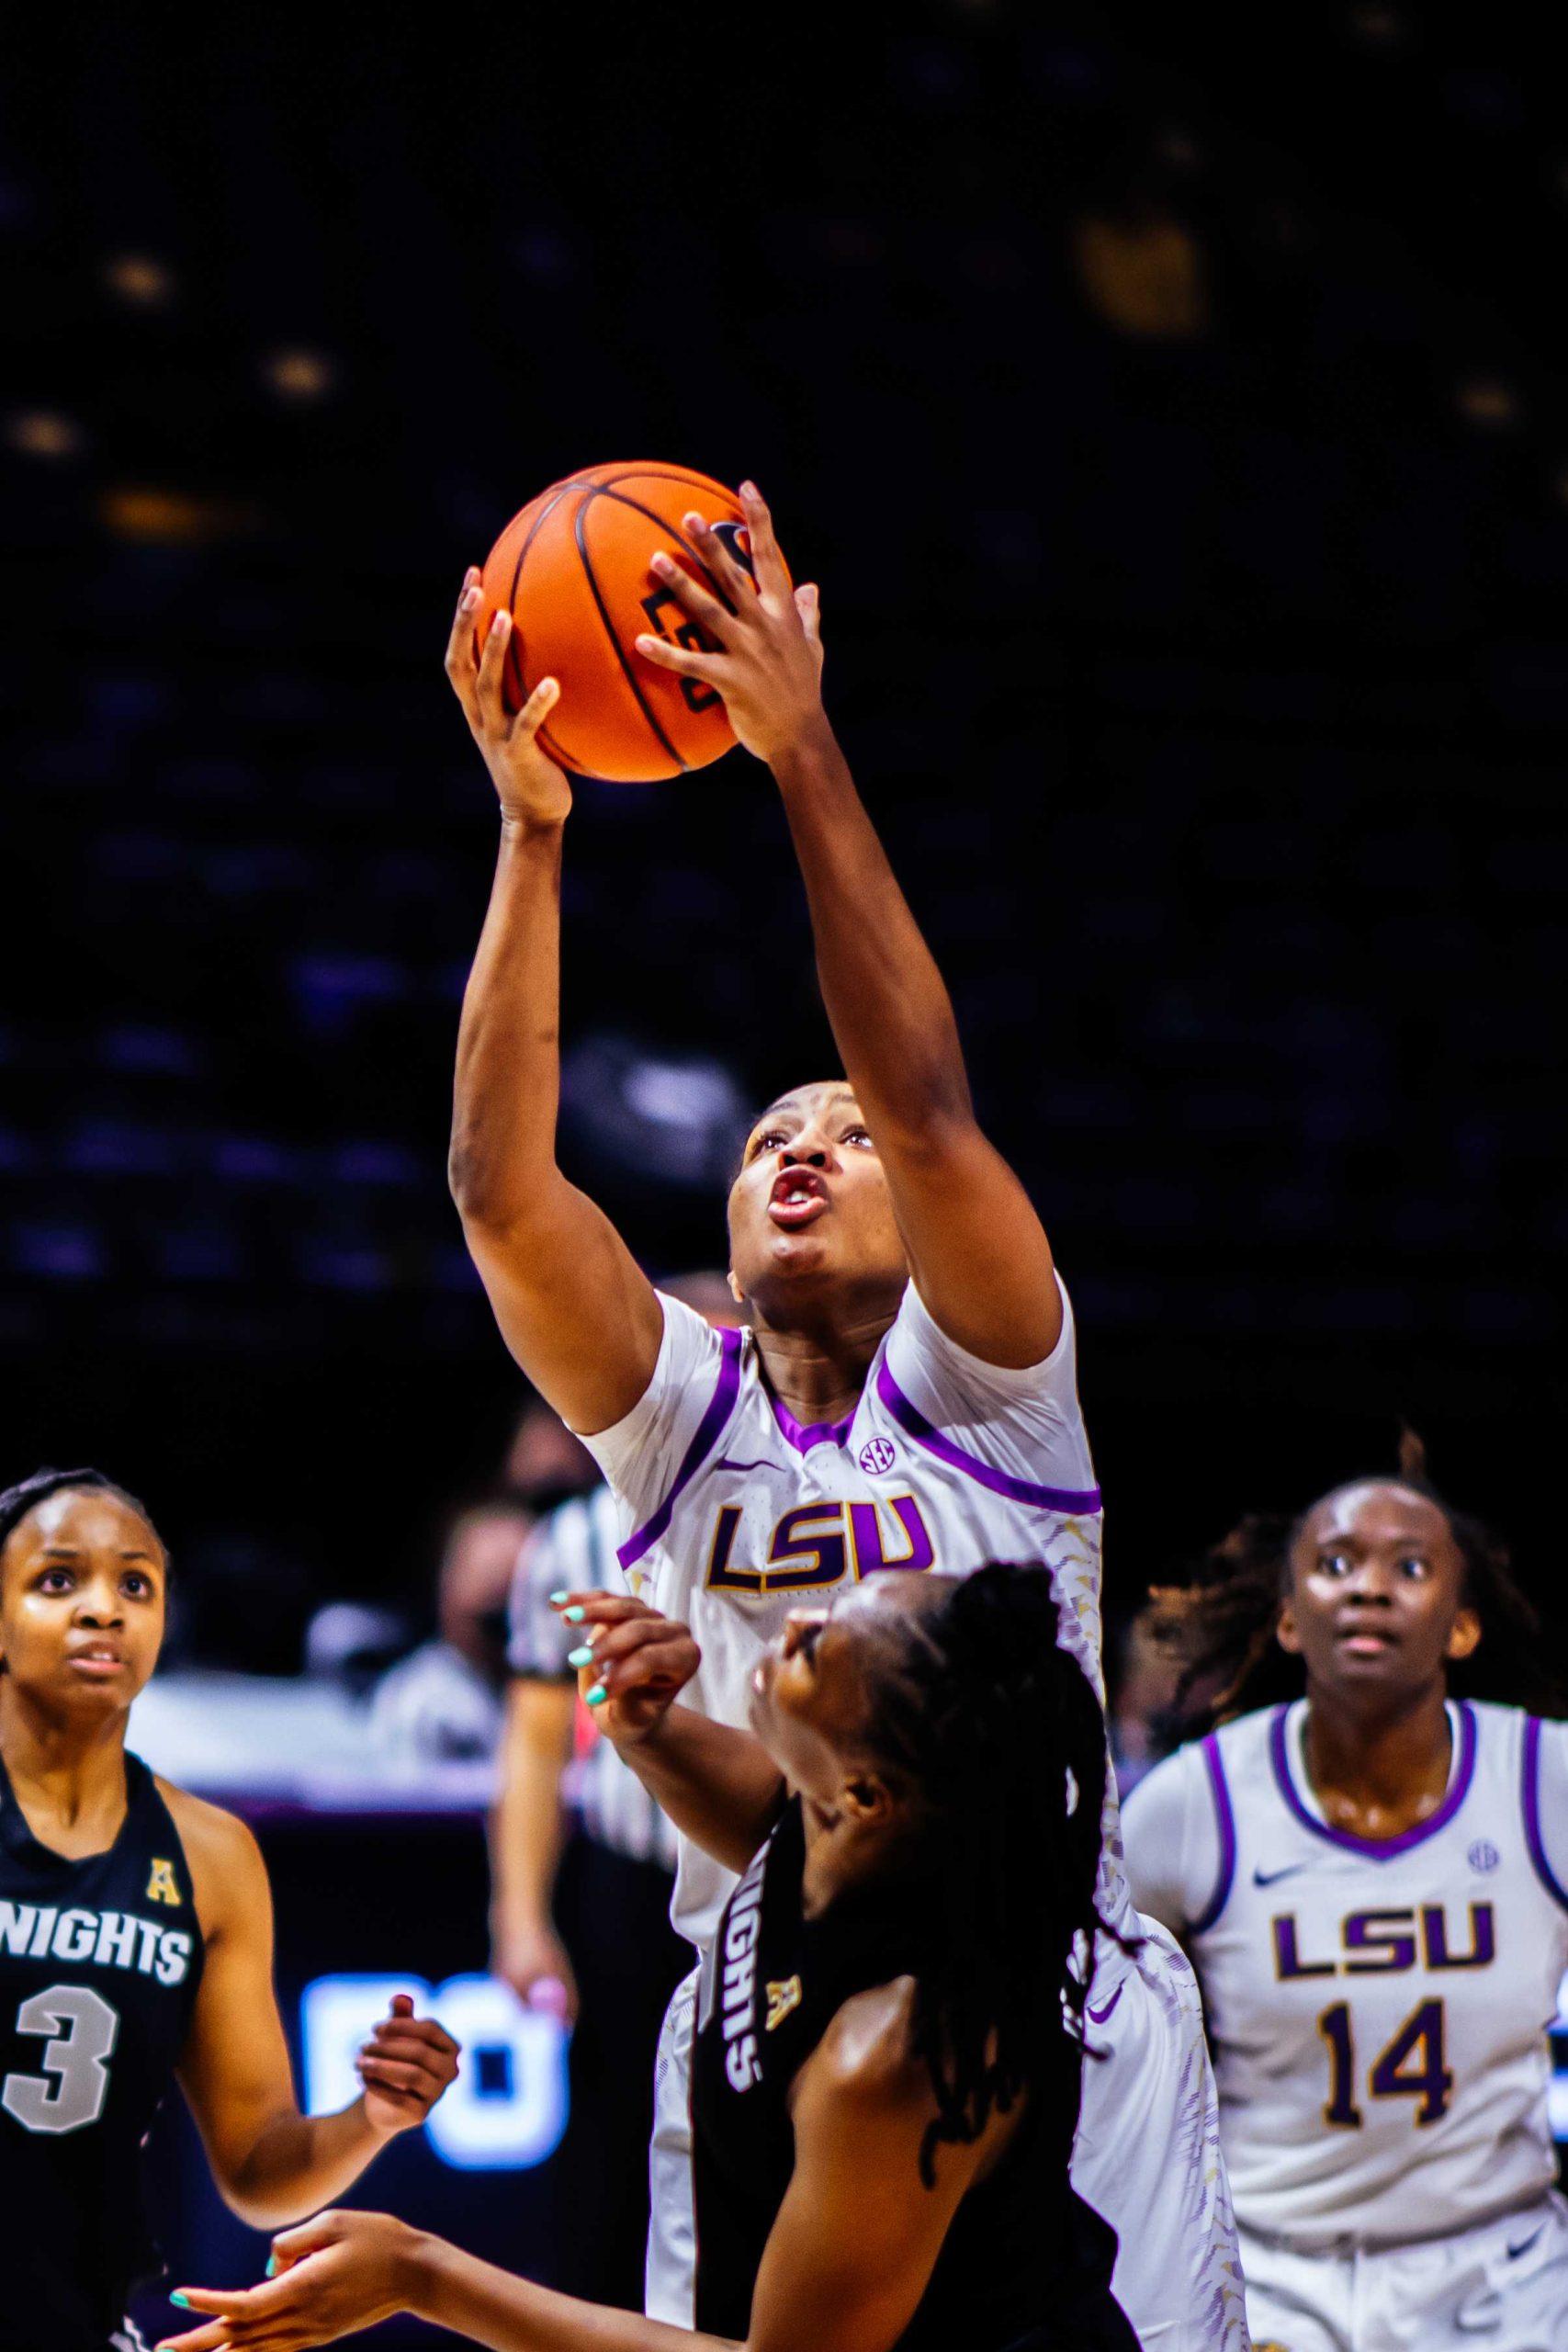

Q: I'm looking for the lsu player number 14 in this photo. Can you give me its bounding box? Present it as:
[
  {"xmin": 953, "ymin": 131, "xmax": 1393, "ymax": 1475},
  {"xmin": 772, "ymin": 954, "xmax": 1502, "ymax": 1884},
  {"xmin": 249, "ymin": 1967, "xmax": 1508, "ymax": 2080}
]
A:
[{"xmin": 1126, "ymin": 1694, "xmax": 1568, "ymax": 2347}]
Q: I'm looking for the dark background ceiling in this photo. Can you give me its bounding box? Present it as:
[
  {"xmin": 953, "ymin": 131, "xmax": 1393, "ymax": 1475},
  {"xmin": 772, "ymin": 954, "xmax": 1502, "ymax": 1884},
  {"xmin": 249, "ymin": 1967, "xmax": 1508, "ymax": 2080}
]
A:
[{"xmin": 3, "ymin": 3, "xmax": 1564, "ymax": 1666}]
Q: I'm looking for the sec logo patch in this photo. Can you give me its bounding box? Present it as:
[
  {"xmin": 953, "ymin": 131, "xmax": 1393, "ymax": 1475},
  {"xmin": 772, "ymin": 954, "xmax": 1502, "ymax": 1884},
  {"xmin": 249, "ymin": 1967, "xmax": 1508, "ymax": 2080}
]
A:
[{"xmin": 858, "ymin": 1437, "xmax": 897, "ymax": 1476}]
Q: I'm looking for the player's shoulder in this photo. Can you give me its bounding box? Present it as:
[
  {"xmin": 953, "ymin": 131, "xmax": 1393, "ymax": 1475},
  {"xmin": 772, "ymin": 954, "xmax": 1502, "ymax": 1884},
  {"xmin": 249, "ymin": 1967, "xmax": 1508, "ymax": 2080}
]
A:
[
  {"xmin": 1206, "ymin": 1702, "xmax": 1281, "ymax": 1774},
  {"xmin": 811, "ymin": 1975, "xmax": 925, "ymax": 2108},
  {"xmin": 153, "ymin": 1778, "xmax": 268, "ymax": 1917},
  {"xmin": 1128, "ymin": 1705, "xmax": 1274, "ymax": 1810}
]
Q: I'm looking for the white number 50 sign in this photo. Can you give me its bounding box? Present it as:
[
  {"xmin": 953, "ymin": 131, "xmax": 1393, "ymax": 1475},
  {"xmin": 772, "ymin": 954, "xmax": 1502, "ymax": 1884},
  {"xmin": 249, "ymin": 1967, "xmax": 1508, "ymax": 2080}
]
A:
[{"xmin": 300, "ymin": 1973, "xmax": 568, "ymax": 2171}]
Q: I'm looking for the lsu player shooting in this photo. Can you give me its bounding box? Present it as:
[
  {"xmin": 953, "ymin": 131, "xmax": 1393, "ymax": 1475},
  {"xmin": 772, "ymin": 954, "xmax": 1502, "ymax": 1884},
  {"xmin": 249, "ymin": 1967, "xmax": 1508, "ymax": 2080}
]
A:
[
  {"xmin": 1124, "ymin": 1437, "xmax": 1568, "ymax": 2352},
  {"xmin": 435, "ymin": 484, "xmax": 1246, "ymax": 2349}
]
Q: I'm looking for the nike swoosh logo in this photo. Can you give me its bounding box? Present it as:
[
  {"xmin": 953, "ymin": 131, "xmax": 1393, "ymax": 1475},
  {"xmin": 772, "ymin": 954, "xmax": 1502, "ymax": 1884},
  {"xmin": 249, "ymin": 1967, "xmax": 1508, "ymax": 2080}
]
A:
[
  {"xmin": 1508, "ymin": 2222, "xmax": 1547, "ymax": 2261},
  {"xmin": 1085, "ymin": 1984, "xmax": 1123, "ymax": 2027},
  {"xmin": 1253, "ymin": 1864, "xmax": 1309, "ymax": 1887},
  {"xmin": 715, "ymin": 1459, "xmax": 774, "ymax": 1476}
]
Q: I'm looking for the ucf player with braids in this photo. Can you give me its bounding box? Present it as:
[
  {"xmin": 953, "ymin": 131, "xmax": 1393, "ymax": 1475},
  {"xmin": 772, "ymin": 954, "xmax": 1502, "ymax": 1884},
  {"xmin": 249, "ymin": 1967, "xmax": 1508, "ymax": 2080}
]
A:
[
  {"xmin": 1124, "ymin": 1437, "xmax": 1568, "ymax": 2352},
  {"xmin": 155, "ymin": 1566, "xmax": 1141, "ymax": 2352},
  {"xmin": 0, "ymin": 1467, "xmax": 459, "ymax": 2352}
]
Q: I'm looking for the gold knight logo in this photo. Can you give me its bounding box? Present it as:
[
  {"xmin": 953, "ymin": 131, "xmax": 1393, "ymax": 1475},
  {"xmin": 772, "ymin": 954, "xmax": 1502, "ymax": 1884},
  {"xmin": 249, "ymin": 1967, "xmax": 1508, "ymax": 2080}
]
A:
[
  {"xmin": 146, "ymin": 1858, "xmax": 182, "ymax": 1906},
  {"xmin": 764, "ymin": 1975, "xmax": 803, "ymax": 2033}
]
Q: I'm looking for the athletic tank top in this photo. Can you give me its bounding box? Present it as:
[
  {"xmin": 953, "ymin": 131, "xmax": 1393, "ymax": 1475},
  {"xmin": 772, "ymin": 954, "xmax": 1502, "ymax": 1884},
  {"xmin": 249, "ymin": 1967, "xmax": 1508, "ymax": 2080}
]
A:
[
  {"xmin": 690, "ymin": 1802, "xmax": 1138, "ymax": 2352},
  {"xmin": 0, "ymin": 1750, "xmax": 205, "ymax": 2349}
]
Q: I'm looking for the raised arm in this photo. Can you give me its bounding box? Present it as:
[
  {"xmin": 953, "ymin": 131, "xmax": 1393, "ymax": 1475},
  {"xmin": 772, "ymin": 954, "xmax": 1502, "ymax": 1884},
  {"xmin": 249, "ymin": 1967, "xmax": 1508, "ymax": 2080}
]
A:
[
  {"xmin": 562, "ymin": 1590, "xmax": 785, "ymax": 1874},
  {"xmin": 636, "ymin": 492, "xmax": 1060, "ymax": 1369},
  {"xmin": 445, "ymin": 572, "xmax": 664, "ymax": 1431}
]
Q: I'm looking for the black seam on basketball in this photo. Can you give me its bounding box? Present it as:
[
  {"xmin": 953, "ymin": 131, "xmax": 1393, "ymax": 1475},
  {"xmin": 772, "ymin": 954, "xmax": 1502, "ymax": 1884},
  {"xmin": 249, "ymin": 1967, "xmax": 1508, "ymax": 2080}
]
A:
[
  {"xmin": 536, "ymin": 716, "xmax": 575, "ymax": 771},
  {"xmin": 573, "ymin": 490, "xmax": 688, "ymax": 773},
  {"xmin": 584, "ymin": 483, "xmax": 740, "ymax": 616},
  {"xmin": 506, "ymin": 485, "xmax": 577, "ymax": 716}
]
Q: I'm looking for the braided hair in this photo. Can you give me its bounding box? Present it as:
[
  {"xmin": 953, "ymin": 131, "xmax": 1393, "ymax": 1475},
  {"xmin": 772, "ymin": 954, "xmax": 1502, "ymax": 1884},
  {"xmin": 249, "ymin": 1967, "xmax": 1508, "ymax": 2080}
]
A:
[
  {"xmin": 1146, "ymin": 1430, "xmax": 1562, "ymax": 1740},
  {"xmin": 857, "ymin": 1562, "xmax": 1123, "ymax": 2186},
  {"xmin": 0, "ymin": 1468, "xmax": 162, "ymax": 1566}
]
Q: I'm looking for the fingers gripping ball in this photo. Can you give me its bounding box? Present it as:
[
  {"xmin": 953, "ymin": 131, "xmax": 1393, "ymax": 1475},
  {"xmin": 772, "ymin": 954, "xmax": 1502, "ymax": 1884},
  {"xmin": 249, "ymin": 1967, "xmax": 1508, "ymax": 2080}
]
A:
[{"xmin": 476, "ymin": 462, "xmax": 786, "ymax": 783}]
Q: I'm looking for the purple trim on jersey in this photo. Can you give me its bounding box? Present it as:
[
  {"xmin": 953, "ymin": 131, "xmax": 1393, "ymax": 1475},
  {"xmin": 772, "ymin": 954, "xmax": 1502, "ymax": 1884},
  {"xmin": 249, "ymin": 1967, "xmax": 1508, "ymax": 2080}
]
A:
[
  {"xmin": 766, "ymin": 1388, "xmax": 854, "ymax": 1455},
  {"xmin": 618, "ymin": 1327, "xmax": 744, "ymax": 1573},
  {"xmin": 874, "ymin": 1359, "xmax": 1103, "ymax": 1514},
  {"xmin": 1190, "ymin": 1735, "xmax": 1237, "ymax": 1932},
  {"xmin": 1269, "ymin": 1698, "xmax": 1478, "ymax": 1860},
  {"xmin": 1522, "ymin": 1717, "xmax": 1568, "ymax": 1914}
]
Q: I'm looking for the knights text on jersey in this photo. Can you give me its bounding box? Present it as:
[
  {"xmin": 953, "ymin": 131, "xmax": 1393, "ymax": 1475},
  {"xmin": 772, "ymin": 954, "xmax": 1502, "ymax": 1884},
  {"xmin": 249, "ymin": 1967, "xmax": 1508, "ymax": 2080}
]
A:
[
  {"xmin": 1123, "ymin": 1698, "xmax": 1568, "ymax": 2248},
  {"xmin": 690, "ymin": 1801, "xmax": 1136, "ymax": 2352},
  {"xmin": 0, "ymin": 1751, "xmax": 205, "ymax": 2350},
  {"xmin": 581, "ymin": 1277, "xmax": 1113, "ymax": 1947}
]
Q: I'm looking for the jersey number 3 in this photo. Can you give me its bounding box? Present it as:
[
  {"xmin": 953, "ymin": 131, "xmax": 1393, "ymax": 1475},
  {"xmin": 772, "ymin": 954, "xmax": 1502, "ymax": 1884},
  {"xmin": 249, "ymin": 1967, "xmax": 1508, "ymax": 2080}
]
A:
[
  {"xmin": 2, "ymin": 1984, "xmax": 120, "ymax": 2134},
  {"xmin": 1317, "ymin": 1997, "xmax": 1453, "ymax": 2130}
]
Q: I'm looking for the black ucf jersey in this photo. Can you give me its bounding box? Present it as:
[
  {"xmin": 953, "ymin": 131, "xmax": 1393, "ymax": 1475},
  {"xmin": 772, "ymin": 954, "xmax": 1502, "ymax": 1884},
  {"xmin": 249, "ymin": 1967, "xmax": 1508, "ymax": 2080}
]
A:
[
  {"xmin": 691, "ymin": 1802, "xmax": 1139, "ymax": 2352},
  {"xmin": 1, "ymin": 1750, "xmax": 205, "ymax": 2351}
]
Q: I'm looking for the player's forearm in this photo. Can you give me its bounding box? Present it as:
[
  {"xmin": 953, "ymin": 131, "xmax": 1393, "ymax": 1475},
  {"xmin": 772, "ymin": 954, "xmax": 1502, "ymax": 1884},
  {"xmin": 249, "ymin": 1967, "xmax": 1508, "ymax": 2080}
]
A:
[
  {"xmin": 490, "ymin": 1723, "xmax": 571, "ymax": 1940},
  {"xmin": 218, "ymin": 2101, "xmax": 394, "ymax": 2229},
  {"xmin": 612, "ymin": 1703, "xmax": 784, "ymax": 1876},
  {"xmin": 449, "ymin": 816, "xmax": 569, "ymax": 1228},
  {"xmin": 409, "ymin": 2234, "xmax": 739, "ymax": 2352},
  {"xmin": 771, "ymin": 720, "xmax": 972, "ymax": 1143}
]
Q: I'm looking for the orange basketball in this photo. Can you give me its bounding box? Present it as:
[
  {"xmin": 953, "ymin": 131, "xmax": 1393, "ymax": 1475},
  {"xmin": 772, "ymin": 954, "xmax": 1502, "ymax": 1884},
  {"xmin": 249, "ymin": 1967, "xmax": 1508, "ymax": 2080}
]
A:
[{"xmin": 476, "ymin": 461, "xmax": 778, "ymax": 783}]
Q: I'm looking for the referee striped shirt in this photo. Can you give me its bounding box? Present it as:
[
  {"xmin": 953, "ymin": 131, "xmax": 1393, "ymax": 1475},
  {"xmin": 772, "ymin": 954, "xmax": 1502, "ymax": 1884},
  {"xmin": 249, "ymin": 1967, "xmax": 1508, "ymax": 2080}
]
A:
[{"xmin": 507, "ymin": 1484, "xmax": 679, "ymax": 1874}]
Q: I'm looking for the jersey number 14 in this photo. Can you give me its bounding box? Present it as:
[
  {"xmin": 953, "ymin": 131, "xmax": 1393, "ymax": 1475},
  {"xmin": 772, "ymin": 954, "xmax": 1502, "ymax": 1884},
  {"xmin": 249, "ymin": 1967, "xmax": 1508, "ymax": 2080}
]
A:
[{"xmin": 1317, "ymin": 1997, "xmax": 1453, "ymax": 2129}]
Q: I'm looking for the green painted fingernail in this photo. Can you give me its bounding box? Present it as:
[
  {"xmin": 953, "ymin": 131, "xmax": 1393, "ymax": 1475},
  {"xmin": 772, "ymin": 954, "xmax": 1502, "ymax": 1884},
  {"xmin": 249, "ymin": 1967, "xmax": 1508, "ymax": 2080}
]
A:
[
  {"xmin": 549, "ymin": 1590, "xmax": 569, "ymax": 1604},
  {"xmin": 585, "ymin": 1683, "xmax": 607, "ymax": 1706},
  {"xmin": 567, "ymin": 1645, "xmax": 594, "ymax": 1668},
  {"xmin": 171, "ymin": 2293, "xmax": 191, "ymax": 2310},
  {"xmin": 265, "ymin": 2256, "xmax": 277, "ymax": 2277},
  {"xmin": 563, "ymin": 1605, "xmax": 585, "ymax": 1623}
]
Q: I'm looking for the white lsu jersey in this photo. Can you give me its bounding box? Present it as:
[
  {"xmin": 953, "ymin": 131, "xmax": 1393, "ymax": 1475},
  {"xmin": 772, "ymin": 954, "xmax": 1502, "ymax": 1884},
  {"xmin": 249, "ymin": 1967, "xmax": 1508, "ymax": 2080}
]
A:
[
  {"xmin": 1124, "ymin": 1697, "xmax": 1568, "ymax": 2250},
  {"xmin": 580, "ymin": 1275, "xmax": 1111, "ymax": 1948},
  {"xmin": 585, "ymin": 1277, "xmax": 1249, "ymax": 2351}
]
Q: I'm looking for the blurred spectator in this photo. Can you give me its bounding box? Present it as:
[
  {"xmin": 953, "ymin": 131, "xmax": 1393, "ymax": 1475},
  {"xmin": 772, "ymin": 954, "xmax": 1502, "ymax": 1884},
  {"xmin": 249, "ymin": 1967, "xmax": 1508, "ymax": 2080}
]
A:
[
  {"xmin": 501, "ymin": 1396, "xmax": 598, "ymax": 1510},
  {"xmin": 370, "ymin": 1498, "xmax": 535, "ymax": 1762},
  {"xmin": 304, "ymin": 1599, "xmax": 416, "ymax": 1698},
  {"xmin": 489, "ymin": 1271, "xmax": 739, "ymax": 2310},
  {"xmin": 1072, "ymin": 160, "xmax": 1209, "ymax": 341}
]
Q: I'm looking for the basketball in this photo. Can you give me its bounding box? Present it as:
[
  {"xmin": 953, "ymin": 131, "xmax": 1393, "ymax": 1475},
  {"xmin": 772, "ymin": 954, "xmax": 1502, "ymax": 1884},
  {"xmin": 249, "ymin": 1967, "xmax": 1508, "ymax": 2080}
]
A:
[{"xmin": 477, "ymin": 462, "xmax": 776, "ymax": 783}]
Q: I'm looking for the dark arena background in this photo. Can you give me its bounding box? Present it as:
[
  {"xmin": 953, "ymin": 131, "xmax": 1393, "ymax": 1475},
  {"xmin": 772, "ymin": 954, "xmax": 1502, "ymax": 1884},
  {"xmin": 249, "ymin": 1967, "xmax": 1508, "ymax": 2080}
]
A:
[{"xmin": 4, "ymin": 6, "xmax": 1566, "ymax": 2343}]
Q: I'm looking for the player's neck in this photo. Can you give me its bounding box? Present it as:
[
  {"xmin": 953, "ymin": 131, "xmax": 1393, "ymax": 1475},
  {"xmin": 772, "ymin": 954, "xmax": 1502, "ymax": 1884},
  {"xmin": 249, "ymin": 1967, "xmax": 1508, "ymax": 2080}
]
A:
[
  {"xmin": 750, "ymin": 1308, "xmax": 894, "ymax": 1430},
  {"xmin": 1302, "ymin": 1677, "xmax": 1452, "ymax": 1835},
  {"xmin": 0, "ymin": 1683, "xmax": 131, "ymax": 1845}
]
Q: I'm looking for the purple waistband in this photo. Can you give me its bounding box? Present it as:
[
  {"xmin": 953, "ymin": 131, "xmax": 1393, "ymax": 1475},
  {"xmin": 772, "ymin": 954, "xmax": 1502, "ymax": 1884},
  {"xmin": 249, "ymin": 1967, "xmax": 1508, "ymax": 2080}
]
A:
[
  {"xmin": 618, "ymin": 1327, "xmax": 743, "ymax": 1573},
  {"xmin": 874, "ymin": 1357, "xmax": 1102, "ymax": 1514}
]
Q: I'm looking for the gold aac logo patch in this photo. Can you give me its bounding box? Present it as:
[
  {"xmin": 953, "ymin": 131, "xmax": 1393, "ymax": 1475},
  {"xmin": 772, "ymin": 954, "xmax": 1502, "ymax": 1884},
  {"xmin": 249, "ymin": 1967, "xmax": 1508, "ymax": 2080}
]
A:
[
  {"xmin": 764, "ymin": 1975, "xmax": 802, "ymax": 2033},
  {"xmin": 146, "ymin": 1857, "xmax": 182, "ymax": 1906}
]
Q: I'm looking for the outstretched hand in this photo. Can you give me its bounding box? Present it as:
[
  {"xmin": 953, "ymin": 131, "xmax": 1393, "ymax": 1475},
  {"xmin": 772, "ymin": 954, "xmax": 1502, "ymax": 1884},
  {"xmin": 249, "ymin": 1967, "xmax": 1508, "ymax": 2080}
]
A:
[
  {"xmin": 445, "ymin": 569, "xmax": 574, "ymax": 830},
  {"xmin": 553, "ymin": 1589, "xmax": 701, "ymax": 1747},
  {"xmin": 636, "ymin": 481, "xmax": 827, "ymax": 765},
  {"xmin": 156, "ymin": 2209, "xmax": 421, "ymax": 2352}
]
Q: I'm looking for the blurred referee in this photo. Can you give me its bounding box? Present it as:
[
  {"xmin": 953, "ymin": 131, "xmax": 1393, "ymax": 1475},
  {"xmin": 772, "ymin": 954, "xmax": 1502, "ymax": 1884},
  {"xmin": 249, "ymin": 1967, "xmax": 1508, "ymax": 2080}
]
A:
[{"xmin": 489, "ymin": 1275, "xmax": 737, "ymax": 2311}]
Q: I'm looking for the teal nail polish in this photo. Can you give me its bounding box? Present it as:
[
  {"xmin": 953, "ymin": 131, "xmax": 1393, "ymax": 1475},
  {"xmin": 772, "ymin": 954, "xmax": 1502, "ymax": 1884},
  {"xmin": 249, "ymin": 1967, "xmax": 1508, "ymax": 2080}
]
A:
[
  {"xmin": 265, "ymin": 2256, "xmax": 277, "ymax": 2278},
  {"xmin": 567, "ymin": 1645, "xmax": 594, "ymax": 1668},
  {"xmin": 548, "ymin": 1590, "xmax": 569, "ymax": 1605},
  {"xmin": 563, "ymin": 1605, "xmax": 585, "ymax": 1623},
  {"xmin": 170, "ymin": 2293, "xmax": 191, "ymax": 2310},
  {"xmin": 585, "ymin": 1683, "xmax": 607, "ymax": 1706}
]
